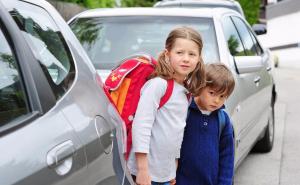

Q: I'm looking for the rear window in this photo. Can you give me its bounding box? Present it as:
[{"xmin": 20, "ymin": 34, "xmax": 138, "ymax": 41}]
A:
[{"xmin": 70, "ymin": 16, "xmax": 219, "ymax": 69}]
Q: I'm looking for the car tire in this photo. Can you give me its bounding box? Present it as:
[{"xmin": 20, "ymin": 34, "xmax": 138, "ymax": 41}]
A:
[{"xmin": 252, "ymin": 105, "xmax": 275, "ymax": 153}]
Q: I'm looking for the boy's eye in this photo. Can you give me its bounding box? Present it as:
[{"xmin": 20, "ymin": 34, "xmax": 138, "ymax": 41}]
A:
[{"xmin": 219, "ymin": 94, "xmax": 227, "ymax": 99}]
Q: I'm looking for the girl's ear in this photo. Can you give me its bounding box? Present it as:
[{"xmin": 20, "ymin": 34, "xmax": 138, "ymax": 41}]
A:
[{"xmin": 164, "ymin": 49, "xmax": 170, "ymax": 62}]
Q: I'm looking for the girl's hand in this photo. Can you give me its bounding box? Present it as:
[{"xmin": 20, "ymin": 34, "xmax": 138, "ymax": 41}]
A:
[
  {"xmin": 136, "ymin": 169, "xmax": 151, "ymax": 185},
  {"xmin": 170, "ymin": 178, "xmax": 176, "ymax": 185}
]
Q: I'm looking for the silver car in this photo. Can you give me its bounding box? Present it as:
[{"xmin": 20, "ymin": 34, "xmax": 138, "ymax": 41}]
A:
[
  {"xmin": 69, "ymin": 7, "xmax": 277, "ymax": 170},
  {"xmin": 154, "ymin": 0, "xmax": 267, "ymax": 35},
  {"xmin": 0, "ymin": 0, "xmax": 128, "ymax": 184},
  {"xmin": 154, "ymin": 0, "xmax": 245, "ymax": 17}
]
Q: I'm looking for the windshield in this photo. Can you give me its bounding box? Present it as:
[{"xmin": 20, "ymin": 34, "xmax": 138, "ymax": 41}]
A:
[{"xmin": 70, "ymin": 16, "xmax": 219, "ymax": 69}]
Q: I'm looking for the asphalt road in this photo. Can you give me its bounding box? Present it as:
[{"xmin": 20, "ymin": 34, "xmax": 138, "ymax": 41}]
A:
[{"xmin": 234, "ymin": 57, "xmax": 300, "ymax": 185}]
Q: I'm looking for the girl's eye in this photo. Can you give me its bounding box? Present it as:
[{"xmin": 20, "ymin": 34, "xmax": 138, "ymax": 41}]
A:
[{"xmin": 209, "ymin": 91, "xmax": 215, "ymax": 95}]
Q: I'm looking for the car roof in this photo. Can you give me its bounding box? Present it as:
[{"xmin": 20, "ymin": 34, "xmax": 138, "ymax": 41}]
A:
[
  {"xmin": 71, "ymin": 7, "xmax": 237, "ymax": 20},
  {"xmin": 154, "ymin": 0, "xmax": 244, "ymax": 17},
  {"xmin": 17, "ymin": 0, "xmax": 53, "ymax": 9},
  {"xmin": 155, "ymin": 0, "xmax": 238, "ymax": 7}
]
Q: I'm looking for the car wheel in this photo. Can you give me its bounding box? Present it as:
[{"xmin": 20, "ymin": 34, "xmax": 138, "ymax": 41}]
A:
[{"xmin": 252, "ymin": 105, "xmax": 275, "ymax": 153}]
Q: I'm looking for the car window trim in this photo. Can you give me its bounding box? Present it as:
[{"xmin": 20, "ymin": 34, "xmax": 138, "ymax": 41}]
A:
[
  {"xmin": 0, "ymin": 111, "xmax": 40, "ymax": 137},
  {"xmin": 229, "ymin": 16, "xmax": 248, "ymax": 56},
  {"xmin": 232, "ymin": 16, "xmax": 260, "ymax": 56}
]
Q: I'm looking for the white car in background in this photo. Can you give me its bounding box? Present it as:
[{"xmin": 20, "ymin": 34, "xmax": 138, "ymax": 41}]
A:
[
  {"xmin": 154, "ymin": 0, "xmax": 267, "ymax": 35},
  {"xmin": 69, "ymin": 7, "xmax": 277, "ymax": 173}
]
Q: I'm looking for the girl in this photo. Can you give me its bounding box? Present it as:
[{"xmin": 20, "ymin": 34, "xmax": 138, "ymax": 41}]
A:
[{"xmin": 126, "ymin": 26, "xmax": 206, "ymax": 185}]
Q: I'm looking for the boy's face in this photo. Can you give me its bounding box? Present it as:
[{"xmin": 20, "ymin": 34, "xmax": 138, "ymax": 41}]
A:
[{"xmin": 196, "ymin": 87, "xmax": 227, "ymax": 111}]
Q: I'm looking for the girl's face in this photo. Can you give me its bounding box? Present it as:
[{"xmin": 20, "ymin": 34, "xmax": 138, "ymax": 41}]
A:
[
  {"xmin": 166, "ymin": 38, "xmax": 200, "ymax": 84},
  {"xmin": 196, "ymin": 87, "xmax": 227, "ymax": 111}
]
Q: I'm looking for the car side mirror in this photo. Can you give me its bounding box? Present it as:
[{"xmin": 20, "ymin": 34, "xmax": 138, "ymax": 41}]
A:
[
  {"xmin": 252, "ymin": 24, "xmax": 267, "ymax": 35},
  {"xmin": 234, "ymin": 56, "xmax": 264, "ymax": 74}
]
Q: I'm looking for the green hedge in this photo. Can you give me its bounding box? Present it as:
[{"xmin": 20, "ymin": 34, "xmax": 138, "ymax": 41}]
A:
[
  {"xmin": 58, "ymin": 0, "xmax": 115, "ymax": 8},
  {"xmin": 121, "ymin": 0, "xmax": 158, "ymax": 7},
  {"xmin": 237, "ymin": 0, "xmax": 260, "ymax": 25},
  {"xmin": 58, "ymin": 0, "xmax": 159, "ymax": 8}
]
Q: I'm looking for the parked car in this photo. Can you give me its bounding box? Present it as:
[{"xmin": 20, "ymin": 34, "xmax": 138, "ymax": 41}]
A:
[
  {"xmin": 154, "ymin": 0, "xmax": 267, "ymax": 35},
  {"xmin": 69, "ymin": 7, "xmax": 277, "ymax": 170},
  {"xmin": 154, "ymin": 0, "xmax": 245, "ymax": 17},
  {"xmin": 0, "ymin": 0, "xmax": 129, "ymax": 184}
]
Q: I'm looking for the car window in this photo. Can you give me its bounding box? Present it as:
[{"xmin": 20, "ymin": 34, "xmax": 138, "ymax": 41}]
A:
[
  {"xmin": 7, "ymin": 1, "xmax": 75, "ymax": 100},
  {"xmin": 222, "ymin": 16, "xmax": 245, "ymax": 56},
  {"xmin": 70, "ymin": 16, "xmax": 219, "ymax": 68},
  {"xmin": 231, "ymin": 16, "xmax": 257, "ymax": 56},
  {"xmin": 0, "ymin": 25, "xmax": 29, "ymax": 126},
  {"xmin": 248, "ymin": 27, "xmax": 264, "ymax": 56}
]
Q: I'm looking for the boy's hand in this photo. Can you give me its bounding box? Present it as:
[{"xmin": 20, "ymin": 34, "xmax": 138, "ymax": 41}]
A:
[
  {"xmin": 136, "ymin": 169, "xmax": 151, "ymax": 185},
  {"xmin": 170, "ymin": 178, "xmax": 176, "ymax": 185}
]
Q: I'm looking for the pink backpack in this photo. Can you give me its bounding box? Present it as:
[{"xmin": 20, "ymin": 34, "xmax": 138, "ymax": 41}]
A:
[{"xmin": 105, "ymin": 54, "xmax": 174, "ymax": 160}]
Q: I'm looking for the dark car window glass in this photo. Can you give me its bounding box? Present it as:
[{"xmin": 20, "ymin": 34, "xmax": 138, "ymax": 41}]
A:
[
  {"xmin": 249, "ymin": 28, "xmax": 263, "ymax": 56},
  {"xmin": 70, "ymin": 16, "xmax": 219, "ymax": 69},
  {"xmin": 231, "ymin": 17, "xmax": 257, "ymax": 56},
  {"xmin": 222, "ymin": 16, "xmax": 245, "ymax": 56},
  {"xmin": 8, "ymin": 2, "xmax": 75, "ymax": 100},
  {"xmin": 0, "ymin": 27, "xmax": 28, "ymax": 125}
]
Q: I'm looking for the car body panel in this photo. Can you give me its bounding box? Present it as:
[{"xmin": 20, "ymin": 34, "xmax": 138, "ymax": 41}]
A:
[{"xmin": 0, "ymin": 0, "xmax": 126, "ymax": 184}]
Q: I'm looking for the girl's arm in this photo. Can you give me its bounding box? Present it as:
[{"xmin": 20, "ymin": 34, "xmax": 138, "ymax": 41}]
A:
[
  {"xmin": 132, "ymin": 78, "xmax": 167, "ymax": 185},
  {"xmin": 218, "ymin": 115, "xmax": 234, "ymax": 185},
  {"xmin": 135, "ymin": 152, "xmax": 151, "ymax": 185},
  {"xmin": 169, "ymin": 159, "xmax": 178, "ymax": 185}
]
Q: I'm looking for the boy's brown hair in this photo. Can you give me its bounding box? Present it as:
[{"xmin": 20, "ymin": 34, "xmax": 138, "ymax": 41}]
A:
[
  {"xmin": 204, "ymin": 63, "xmax": 235, "ymax": 97},
  {"xmin": 152, "ymin": 26, "xmax": 206, "ymax": 95}
]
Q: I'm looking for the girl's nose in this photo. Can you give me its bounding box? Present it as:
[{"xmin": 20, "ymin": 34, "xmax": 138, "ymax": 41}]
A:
[{"xmin": 183, "ymin": 54, "xmax": 190, "ymax": 62}]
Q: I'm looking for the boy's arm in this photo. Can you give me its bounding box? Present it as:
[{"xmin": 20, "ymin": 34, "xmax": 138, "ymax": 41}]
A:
[
  {"xmin": 135, "ymin": 152, "xmax": 151, "ymax": 185},
  {"xmin": 218, "ymin": 115, "xmax": 234, "ymax": 185}
]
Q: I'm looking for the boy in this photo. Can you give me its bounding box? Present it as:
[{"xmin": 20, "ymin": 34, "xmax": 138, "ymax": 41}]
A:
[{"xmin": 176, "ymin": 63, "xmax": 235, "ymax": 185}]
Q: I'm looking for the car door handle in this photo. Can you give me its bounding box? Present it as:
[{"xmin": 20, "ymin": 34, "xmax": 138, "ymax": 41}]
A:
[
  {"xmin": 47, "ymin": 140, "xmax": 75, "ymax": 168},
  {"xmin": 254, "ymin": 76, "xmax": 261, "ymax": 83},
  {"xmin": 266, "ymin": 66, "xmax": 272, "ymax": 71}
]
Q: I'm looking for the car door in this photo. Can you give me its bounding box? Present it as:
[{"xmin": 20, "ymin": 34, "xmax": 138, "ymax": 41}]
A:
[
  {"xmin": 0, "ymin": 1, "xmax": 88, "ymax": 184},
  {"xmin": 221, "ymin": 15, "xmax": 269, "ymax": 161},
  {"xmin": 1, "ymin": 1, "xmax": 128, "ymax": 185},
  {"xmin": 27, "ymin": 1, "xmax": 128, "ymax": 184},
  {"xmin": 232, "ymin": 15, "xmax": 273, "ymax": 150},
  {"xmin": 230, "ymin": 16, "xmax": 272, "ymax": 157}
]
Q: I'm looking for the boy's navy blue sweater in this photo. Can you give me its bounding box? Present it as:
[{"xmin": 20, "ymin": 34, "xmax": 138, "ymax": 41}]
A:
[{"xmin": 176, "ymin": 99, "xmax": 234, "ymax": 185}]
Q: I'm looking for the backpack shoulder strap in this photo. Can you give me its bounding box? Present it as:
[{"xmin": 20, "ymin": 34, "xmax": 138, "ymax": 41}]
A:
[
  {"xmin": 158, "ymin": 79, "xmax": 174, "ymax": 109},
  {"xmin": 218, "ymin": 109, "xmax": 226, "ymax": 139}
]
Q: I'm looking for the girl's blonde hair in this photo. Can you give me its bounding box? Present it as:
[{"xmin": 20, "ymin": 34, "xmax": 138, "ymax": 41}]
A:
[{"xmin": 152, "ymin": 26, "xmax": 206, "ymax": 95}]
